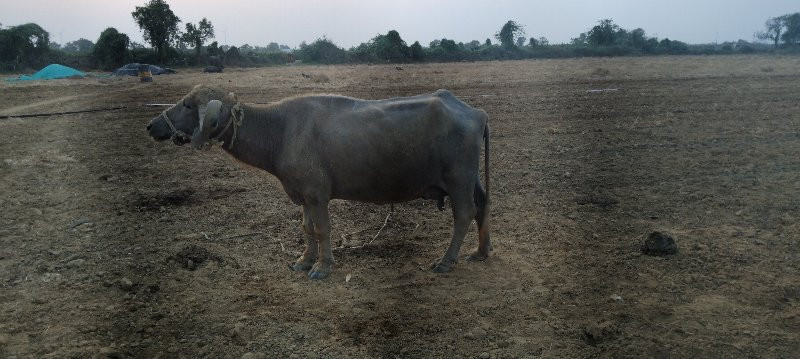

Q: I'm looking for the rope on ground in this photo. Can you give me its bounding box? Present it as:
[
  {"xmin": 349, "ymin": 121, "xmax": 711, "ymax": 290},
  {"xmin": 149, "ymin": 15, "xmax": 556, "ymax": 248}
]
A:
[
  {"xmin": 0, "ymin": 106, "xmax": 127, "ymax": 120},
  {"xmin": 221, "ymin": 232, "xmax": 264, "ymax": 240}
]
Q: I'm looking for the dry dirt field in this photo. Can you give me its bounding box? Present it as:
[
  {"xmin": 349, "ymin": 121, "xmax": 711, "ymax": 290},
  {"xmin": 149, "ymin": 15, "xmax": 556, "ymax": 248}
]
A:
[{"xmin": 1, "ymin": 55, "xmax": 799, "ymax": 358}]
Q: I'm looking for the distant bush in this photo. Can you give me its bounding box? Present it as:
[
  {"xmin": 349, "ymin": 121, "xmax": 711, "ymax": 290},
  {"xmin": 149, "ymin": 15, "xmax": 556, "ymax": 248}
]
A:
[{"xmin": 295, "ymin": 37, "xmax": 348, "ymax": 64}]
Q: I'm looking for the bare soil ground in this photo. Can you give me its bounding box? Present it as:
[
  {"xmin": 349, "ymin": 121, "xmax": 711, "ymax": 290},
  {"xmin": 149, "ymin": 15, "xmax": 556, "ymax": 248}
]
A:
[{"xmin": 1, "ymin": 55, "xmax": 799, "ymax": 358}]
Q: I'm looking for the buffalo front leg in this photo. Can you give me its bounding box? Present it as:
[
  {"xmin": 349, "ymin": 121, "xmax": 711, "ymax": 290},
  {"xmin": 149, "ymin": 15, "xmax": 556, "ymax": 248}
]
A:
[
  {"xmin": 291, "ymin": 205, "xmax": 318, "ymax": 271},
  {"xmin": 433, "ymin": 185, "xmax": 477, "ymax": 273},
  {"xmin": 307, "ymin": 200, "xmax": 334, "ymax": 279}
]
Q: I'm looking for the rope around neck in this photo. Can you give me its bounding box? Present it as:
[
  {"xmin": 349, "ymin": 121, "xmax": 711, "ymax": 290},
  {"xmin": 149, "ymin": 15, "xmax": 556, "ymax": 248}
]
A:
[{"xmin": 209, "ymin": 102, "xmax": 243, "ymax": 149}]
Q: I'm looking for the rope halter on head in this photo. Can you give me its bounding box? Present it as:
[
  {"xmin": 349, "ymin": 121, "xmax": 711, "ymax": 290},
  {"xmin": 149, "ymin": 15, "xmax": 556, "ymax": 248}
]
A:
[
  {"xmin": 158, "ymin": 109, "xmax": 191, "ymax": 144},
  {"xmin": 158, "ymin": 93, "xmax": 244, "ymax": 148}
]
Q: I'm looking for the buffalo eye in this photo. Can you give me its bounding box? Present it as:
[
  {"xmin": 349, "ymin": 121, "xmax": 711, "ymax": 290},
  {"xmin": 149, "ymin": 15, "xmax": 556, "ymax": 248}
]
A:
[{"xmin": 183, "ymin": 100, "xmax": 192, "ymax": 109}]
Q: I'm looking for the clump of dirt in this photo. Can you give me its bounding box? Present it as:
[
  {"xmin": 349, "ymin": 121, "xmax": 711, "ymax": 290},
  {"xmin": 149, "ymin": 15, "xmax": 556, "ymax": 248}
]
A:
[
  {"xmin": 133, "ymin": 188, "xmax": 195, "ymax": 211},
  {"xmin": 641, "ymin": 231, "xmax": 678, "ymax": 256},
  {"xmin": 591, "ymin": 67, "xmax": 611, "ymax": 76},
  {"xmin": 582, "ymin": 321, "xmax": 619, "ymax": 346},
  {"xmin": 170, "ymin": 244, "xmax": 223, "ymax": 270}
]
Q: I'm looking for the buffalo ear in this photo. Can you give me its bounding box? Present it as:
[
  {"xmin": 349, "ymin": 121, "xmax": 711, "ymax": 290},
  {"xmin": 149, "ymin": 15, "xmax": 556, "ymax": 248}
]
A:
[{"xmin": 191, "ymin": 100, "xmax": 223, "ymax": 149}]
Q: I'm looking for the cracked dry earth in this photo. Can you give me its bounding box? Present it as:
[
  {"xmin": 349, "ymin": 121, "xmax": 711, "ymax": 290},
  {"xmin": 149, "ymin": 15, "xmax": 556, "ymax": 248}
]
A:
[{"xmin": 1, "ymin": 55, "xmax": 800, "ymax": 358}]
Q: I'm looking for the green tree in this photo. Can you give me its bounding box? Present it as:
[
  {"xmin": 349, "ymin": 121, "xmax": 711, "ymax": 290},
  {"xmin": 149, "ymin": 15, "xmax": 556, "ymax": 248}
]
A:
[
  {"xmin": 131, "ymin": 0, "xmax": 181, "ymax": 62},
  {"xmin": 180, "ymin": 18, "xmax": 214, "ymax": 59},
  {"xmin": 0, "ymin": 23, "xmax": 50, "ymax": 68},
  {"xmin": 629, "ymin": 28, "xmax": 647, "ymax": 49},
  {"xmin": 571, "ymin": 32, "xmax": 588, "ymax": 46},
  {"xmin": 410, "ymin": 41, "xmax": 424, "ymax": 61},
  {"xmin": 515, "ymin": 36, "xmax": 526, "ymax": 47},
  {"xmin": 756, "ymin": 15, "xmax": 787, "ymax": 47},
  {"xmin": 266, "ymin": 42, "xmax": 280, "ymax": 52},
  {"xmin": 64, "ymin": 38, "xmax": 94, "ymax": 53},
  {"xmin": 781, "ymin": 13, "xmax": 800, "ymax": 45},
  {"xmin": 495, "ymin": 20, "xmax": 525, "ymax": 49},
  {"xmin": 439, "ymin": 38, "xmax": 458, "ymax": 52},
  {"xmin": 538, "ymin": 37, "xmax": 549, "ymax": 46},
  {"xmin": 92, "ymin": 27, "xmax": 130, "ymax": 70},
  {"xmin": 587, "ymin": 19, "xmax": 620, "ymax": 46},
  {"xmin": 206, "ymin": 41, "xmax": 222, "ymax": 57},
  {"xmin": 375, "ymin": 30, "xmax": 410, "ymax": 62}
]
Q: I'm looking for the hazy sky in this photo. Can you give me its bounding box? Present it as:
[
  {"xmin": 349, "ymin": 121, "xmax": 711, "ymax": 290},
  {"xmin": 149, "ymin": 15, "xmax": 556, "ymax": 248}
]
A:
[{"xmin": 3, "ymin": 1, "xmax": 798, "ymax": 48}]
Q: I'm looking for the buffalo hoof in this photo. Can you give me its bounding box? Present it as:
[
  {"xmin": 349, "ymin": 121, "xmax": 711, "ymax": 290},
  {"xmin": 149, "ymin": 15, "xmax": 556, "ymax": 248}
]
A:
[
  {"xmin": 431, "ymin": 258, "xmax": 456, "ymax": 273},
  {"xmin": 308, "ymin": 261, "xmax": 332, "ymax": 280},
  {"xmin": 290, "ymin": 255, "xmax": 316, "ymax": 271},
  {"xmin": 466, "ymin": 249, "xmax": 489, "ymax": 262},
  {"xmin": 290, "ymin": 260, "xmax": 314, "ymax": 272}
]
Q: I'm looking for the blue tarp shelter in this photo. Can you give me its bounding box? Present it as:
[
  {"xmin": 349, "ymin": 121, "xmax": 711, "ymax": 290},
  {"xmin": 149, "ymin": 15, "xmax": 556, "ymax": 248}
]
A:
[{"xmin": 5, "ymin": 64, "xmax": 86, "ymax": 82}]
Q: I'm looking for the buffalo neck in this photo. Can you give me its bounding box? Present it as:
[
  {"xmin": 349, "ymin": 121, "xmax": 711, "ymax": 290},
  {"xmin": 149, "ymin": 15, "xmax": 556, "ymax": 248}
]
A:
[{"xmin": 219, "ymin": 103, "xmax": 285, "ymax": 176}]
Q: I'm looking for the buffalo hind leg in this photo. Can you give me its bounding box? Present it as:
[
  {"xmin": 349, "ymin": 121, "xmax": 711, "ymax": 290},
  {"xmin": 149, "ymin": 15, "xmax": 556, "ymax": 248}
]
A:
[
  {"xmin": 467, "ymin": 179, "xmax": 491, "ymax": 261},
  {"xmin": 291, "ymin": 205, "xmax": 318, "ymax": 271},
  {"xmin": 433, "ymin": 184, "xmax": 477, "ymax": 272},
  {"xmin": 307, "ymin": 200, "xmax": 334, "ymax": 279}
]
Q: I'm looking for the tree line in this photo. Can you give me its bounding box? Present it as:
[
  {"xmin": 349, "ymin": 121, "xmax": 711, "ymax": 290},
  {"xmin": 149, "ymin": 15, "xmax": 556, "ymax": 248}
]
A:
[
  {"xmin": 1, "ymin": 0, "xmax": 798, "ymax": 72},
  {"xmin": 755, "ymin": 13, "xmax": 800, "ymax": 47}
]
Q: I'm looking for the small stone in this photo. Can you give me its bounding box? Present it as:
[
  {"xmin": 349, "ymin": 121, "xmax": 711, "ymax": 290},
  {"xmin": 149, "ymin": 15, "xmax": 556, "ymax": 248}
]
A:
[
  {"xmin": 610, "ymin": 294, "xmax": 623, "ymax": 302},
  {"xmin": 479, "ymin": 352, "xmax": 491, "ymax": 359},
  {"xmin": 31, "ymin": 208, "xmax": 43, "ymax": 216},
  {"xmin": 119, "ymin": 277, "xmax": 134, "ymax": 291},
  {"xmin": 69, "ymin": 218, "xmax": 92, "ymax": 230},
  {"xmin": 67, "ymin": 259, "xmax": 86, "ymax": 268},
  {"xmin": 231, "ymin": 322, "xmax": 247, "ymax": 341},
  {"xmin": 530, "ymin": 285, "xmax": 550, "ymax": 295},
  {"xmin": 32, "ymin": 297, "xmax": 47, "ymax": 305},
  {"xmin": 187, "ymin": 260, "xmax": 196, "ymax": 270},
  {"xmin": 98, "ymin": 346, "xmax": 123, "ymax": 358},
  {"xmin": 465, "ymin": 327, "xmax": 487, "ymax": 340}
]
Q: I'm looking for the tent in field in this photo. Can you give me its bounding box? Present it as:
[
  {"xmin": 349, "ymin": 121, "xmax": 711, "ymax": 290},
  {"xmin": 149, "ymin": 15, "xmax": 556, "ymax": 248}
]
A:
[{"xmin": 5, "ymin": 64, "xmax": 86, "ymax": 82}]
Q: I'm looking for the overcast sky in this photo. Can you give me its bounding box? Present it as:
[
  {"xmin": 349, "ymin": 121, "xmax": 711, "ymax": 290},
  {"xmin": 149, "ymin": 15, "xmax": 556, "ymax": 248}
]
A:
[{"xmin": 3, "ymin": 1, "xmax": 798, "ymax": 48}]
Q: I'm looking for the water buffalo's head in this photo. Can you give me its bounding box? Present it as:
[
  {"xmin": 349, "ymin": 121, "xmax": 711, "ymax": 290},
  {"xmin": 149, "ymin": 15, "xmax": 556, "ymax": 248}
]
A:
[{"xmin": 146, "ymin": 85, "xmax": 238, "ymax": 149}]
